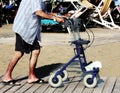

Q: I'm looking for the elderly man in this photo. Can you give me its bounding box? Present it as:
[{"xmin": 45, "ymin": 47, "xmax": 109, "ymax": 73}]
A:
[{"xmin": 2, "ymin": 0, "xmax": 64, "ymax": 85}]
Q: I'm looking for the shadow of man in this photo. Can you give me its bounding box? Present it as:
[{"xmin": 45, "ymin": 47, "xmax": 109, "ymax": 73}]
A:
[{"xmin": 16, "ymin": 63, "xmax": 63, "ymax": 81}]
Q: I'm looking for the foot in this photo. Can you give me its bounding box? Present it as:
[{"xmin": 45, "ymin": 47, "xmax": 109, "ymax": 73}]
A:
[
  {"xmin": 27, "ymin": 77, "xmax": 39, "ymax": 83},
  {"xmin": 2, "ymin": 76, "xmax": 13, "ymax": 82}
]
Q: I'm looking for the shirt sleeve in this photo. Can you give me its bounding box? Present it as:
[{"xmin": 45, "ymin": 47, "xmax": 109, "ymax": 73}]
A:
[{"xmin": 31, "ymin": 0, "xmax": 42, "ymax": 14}]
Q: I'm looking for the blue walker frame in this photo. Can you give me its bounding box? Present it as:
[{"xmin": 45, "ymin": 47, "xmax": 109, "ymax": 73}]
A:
[{"xmin": 49, "ymin": 18, "xmax": 100, "ymax": 88}]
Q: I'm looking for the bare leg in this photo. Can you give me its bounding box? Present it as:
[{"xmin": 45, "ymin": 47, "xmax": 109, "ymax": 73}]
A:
[
  {"xmin": 27, "ymin": 49, "xmax": 40, "ymax": 83},
  {"xmin": 2, "ymin": 51, "xmax": 24, "ymax": 82}
]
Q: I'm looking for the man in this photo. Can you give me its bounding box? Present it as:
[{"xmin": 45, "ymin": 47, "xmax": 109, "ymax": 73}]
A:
[{"xmin": 2, "ymin": 0, "xmax": 64, "ymax": 85}]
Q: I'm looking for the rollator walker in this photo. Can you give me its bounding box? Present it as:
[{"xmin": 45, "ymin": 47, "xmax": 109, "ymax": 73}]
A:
[
  {"xmin": 48, "ymin": 1, "xmax": 102, "ymax": 88},
  {"xmin": 48, "ymin": 18, "xmax": 102, "ymax": 88}
]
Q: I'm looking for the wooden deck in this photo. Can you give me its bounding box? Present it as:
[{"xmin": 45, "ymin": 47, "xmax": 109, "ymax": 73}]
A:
[{"xmin": 0, "ymin": 74, "xmax": 120, "ymax": 93}]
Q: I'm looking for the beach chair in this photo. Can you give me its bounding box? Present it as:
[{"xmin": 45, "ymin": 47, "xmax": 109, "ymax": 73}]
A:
[
  {"xmin": 70, "ymin": 0, "xmax": 120, "ymax": 29},
  {"xmin": 90, "ymin": 0, "xmax": 120, "ymax": 29},
  {"xmin": 67, "ymin": 0, "xmax": 120, "ymax": 29}
]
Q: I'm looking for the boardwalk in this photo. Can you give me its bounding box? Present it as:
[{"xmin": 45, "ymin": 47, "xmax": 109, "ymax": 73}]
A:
[{"xmin": 0, "ymin": 74, "xmax": 120, "ymax": 93}]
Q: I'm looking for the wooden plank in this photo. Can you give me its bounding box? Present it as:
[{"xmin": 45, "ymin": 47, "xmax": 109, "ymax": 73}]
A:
[
  {"xmin": 102, "ymin": 77, "xmax": 116, "ymax": 93},
  {"xmin": 53, "ymin": 77, "xmax": 74, "ymax": 93},
  {"xmin": 0, "ymin": 81, "xmax": 5, "ymax": 89},
  {"xmin": 82, "ymin": 87, "xmax": 94, "ymax": 93},
  {"xmin": 24, "ymin": 83, "xmax": 42, "ymax": 93},
  {"xmin": 24, "ymin": 77, "xmax": 48, "ymax": 93},
  {"xmin": 15, "ymin": 83, "xmax": 34, "ymax": 93},
  {"xmin": 112, "ymin": 78, "xmax": 120, "ymax": 93},
  {"xmin": 43, "ymin": 86, "xmax": 56, "ymax": 93},
  {"xmin": 0, "ymin": 76, "xmax": 21, "ymax": 92},
  {"xmin": 0, "ymin": 76, "xmax": 119, "ymax": 93},
  {"xmin": 62, "ymin": 76, "xmax": 81, "ymax": 93},
  {"xmin": 92, "ymin": 77, "xmax": 107, "ymax": 93},
  {"xmin": 34, "ymin": 83, "xmax": 49, "ymax": 93},
  {"xmin": 0, "ymin": 84, "xmax": 15, "ymax": 93},
  {"xmin": 72, "ymin": 79, "xmax": 85, "ymax": 93},
  {"xmin": 5, "ymin": 79, "xmax": 27, "ymax": 93}
]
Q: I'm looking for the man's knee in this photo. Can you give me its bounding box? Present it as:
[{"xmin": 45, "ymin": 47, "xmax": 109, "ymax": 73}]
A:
[
  {"xmin": 14, "ymin": 51, "xmax": 24, "ymax": 58},
  {"xmin": 32, "ymin": 49, "xmax": 40, "ymax": 56}
]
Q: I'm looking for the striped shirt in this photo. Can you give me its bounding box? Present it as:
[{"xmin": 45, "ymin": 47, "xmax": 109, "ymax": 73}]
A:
[{"xmin": 13, "ymin": 0, "xmax": 45, "ymax": 45}]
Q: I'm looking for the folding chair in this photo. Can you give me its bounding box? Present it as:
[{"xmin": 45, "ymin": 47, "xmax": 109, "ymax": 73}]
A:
[{"xmin": 90, "ymin": 0, "xmax": 120, "ymax": 29}]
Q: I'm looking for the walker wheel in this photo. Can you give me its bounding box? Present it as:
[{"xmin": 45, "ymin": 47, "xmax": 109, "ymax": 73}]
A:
[
  {"xmin": 83, "ymin": 74, "xmax": 97, "ymax": 88},
  {"xmin": 60, "ymin": 70, "xmax": 68, "ymax": 81},
  {"xmin": 49, "ymin": 74, "xmax": 62, "ymax": 88}
]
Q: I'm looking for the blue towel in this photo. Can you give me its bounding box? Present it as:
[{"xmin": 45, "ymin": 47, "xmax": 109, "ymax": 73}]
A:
[{"xmin": 41, "ymin": 19, "xmax": 58, "ymax": 25}]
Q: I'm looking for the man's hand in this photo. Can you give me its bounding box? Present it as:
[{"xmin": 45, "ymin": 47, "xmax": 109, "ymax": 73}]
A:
[{"xmin": 54, "ymin": 16, "xmax": 64, "ymax": 23}]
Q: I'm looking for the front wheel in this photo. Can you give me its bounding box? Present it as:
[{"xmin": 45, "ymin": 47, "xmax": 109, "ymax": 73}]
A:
[
  {"xmin": 49, "ymin": 74, "xmax": 62, "ymax": 88},
  {"xmin": 83, "ymin": 74, "xmax": 97, "ymax": 88}
]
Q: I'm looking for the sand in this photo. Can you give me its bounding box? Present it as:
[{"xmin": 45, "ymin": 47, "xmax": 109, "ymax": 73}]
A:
[{"xmin": 0, "ymin": 24, "xmax": 120, "ymax": 78}]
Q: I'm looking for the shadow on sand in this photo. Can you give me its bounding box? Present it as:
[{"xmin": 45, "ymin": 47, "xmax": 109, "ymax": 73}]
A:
[
  {"xmin": 15, "ymin": 63, "xmax": 63, "ymax": 81},
  {"xmin": 35, "ymin": 63, "xmax": 63, "ymax": 78}
]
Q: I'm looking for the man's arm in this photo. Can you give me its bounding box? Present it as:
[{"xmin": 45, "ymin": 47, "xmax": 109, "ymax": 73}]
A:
[{"xmin": 35, "ymin": 10, "xmax": 64, "ymax": 23}]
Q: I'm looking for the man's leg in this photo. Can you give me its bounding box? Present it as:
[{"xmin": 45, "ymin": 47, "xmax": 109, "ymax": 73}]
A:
[
  {"xmin": 27, "ymin": 49, "xmax": 40, "ymax": 83},
  {"xmin": 2, "ymin": 51, "xmax": 24, "ymax": 82}
]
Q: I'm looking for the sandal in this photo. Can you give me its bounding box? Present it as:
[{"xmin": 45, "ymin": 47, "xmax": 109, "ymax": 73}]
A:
[
  {"xmin": 1, "ymin": 80, "xmax": 21, "ymax": 86},
  {"xmin": 28, "ymin": 79, "xmax": 48, "ymax": 84}
]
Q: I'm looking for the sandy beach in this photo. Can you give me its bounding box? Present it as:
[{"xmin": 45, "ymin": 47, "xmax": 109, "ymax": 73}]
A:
[{"xmin": 0, "ymin": 24, "xmax": 120, "ymax": 79}]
